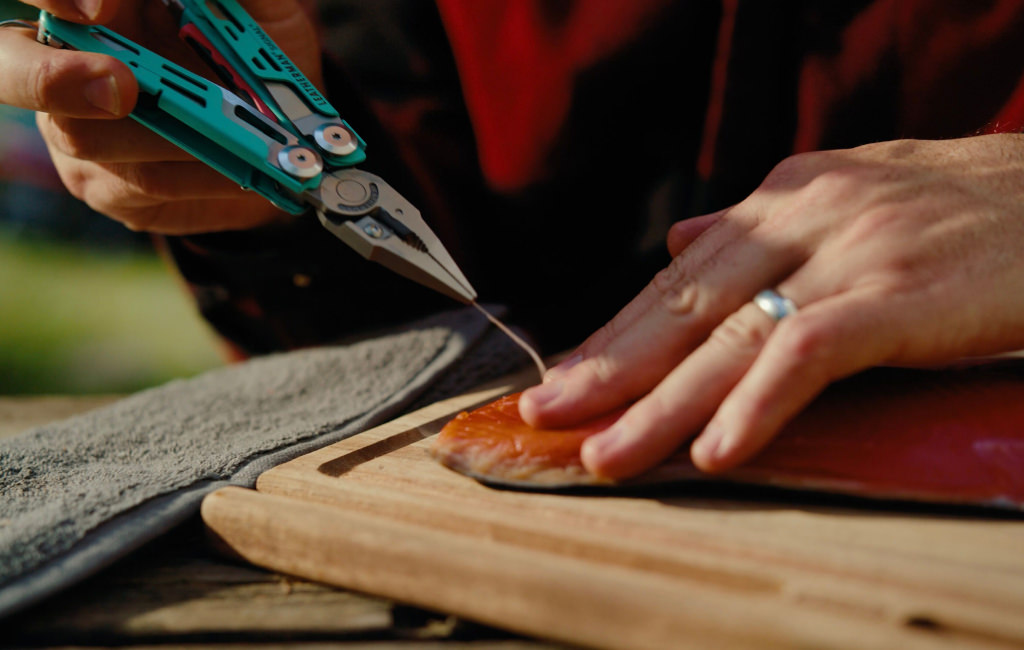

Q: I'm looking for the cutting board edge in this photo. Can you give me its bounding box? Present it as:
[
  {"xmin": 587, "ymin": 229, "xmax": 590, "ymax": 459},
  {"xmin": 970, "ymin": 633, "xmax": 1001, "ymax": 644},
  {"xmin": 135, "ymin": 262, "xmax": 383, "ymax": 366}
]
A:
[{"xmin": 202, "ymin": 485, "xmax": 972, "ymax": 650}]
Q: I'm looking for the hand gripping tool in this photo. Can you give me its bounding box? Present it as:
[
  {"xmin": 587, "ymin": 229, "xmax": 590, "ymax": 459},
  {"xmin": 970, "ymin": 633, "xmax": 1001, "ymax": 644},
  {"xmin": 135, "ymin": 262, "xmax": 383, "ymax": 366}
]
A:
[{"xmin": 34, "ymin": 0, "xmax": 477, "ymax": 304}]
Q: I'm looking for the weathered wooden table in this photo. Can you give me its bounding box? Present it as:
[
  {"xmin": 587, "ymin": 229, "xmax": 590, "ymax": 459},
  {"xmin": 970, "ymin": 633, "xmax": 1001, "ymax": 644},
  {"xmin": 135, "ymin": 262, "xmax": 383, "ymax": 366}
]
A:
[
  {"xmin": 0, "ymin": 396, "xmax": 564, "ymax": 649},
  {"xmin": 5, "ymin": 390, "xmax": 1024, "ymax": 649}
]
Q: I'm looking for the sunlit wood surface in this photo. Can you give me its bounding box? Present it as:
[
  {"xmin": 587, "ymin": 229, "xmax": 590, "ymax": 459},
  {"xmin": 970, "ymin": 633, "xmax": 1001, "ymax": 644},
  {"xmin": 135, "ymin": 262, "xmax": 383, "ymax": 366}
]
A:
[{"xmin": 0, "ymin": 395, "xmax": 564, "ymax": 650}]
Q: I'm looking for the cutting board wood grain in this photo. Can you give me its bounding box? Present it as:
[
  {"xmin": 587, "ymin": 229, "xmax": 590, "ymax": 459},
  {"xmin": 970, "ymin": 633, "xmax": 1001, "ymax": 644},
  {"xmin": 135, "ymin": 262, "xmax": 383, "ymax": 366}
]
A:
[{"xmin": 202, "ymin": 372, "xmax": 1024, "ymax": 650}]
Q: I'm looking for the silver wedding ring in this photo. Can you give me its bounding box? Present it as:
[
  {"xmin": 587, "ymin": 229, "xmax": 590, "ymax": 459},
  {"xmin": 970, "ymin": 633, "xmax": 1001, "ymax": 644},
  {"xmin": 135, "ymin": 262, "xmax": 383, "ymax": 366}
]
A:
[{"xmin": 753, "ymin": 289, "xmax": 798, "ymax": 321}]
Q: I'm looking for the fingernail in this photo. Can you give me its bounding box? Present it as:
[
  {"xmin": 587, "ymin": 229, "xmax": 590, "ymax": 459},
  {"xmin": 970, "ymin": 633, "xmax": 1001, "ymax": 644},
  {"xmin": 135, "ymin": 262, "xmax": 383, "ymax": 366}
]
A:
[
  {"xmin": 543, "ymin": 354, "xmax": 582, "ymax": 383},
  {"xmin": 522, "ymin": 379, "xmax": 563, "ymax": 409},
  {"xmin": 75, "ymin": 0, "xmax": 102, "ymax": 20},
  {"xmin": 84, "ymin": 75, "xmax": 120, "ymax": 115}
]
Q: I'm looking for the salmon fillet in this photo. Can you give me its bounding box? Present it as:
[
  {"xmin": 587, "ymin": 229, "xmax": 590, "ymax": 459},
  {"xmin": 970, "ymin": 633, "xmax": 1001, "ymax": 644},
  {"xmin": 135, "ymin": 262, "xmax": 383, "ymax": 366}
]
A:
[
  {"xmin": 432, "ymin": 393, "xmax": 624, "ymax": 487},
  {"xmin": 432, "ymin": 363, "xmax": 1024, "ymax": 509}
]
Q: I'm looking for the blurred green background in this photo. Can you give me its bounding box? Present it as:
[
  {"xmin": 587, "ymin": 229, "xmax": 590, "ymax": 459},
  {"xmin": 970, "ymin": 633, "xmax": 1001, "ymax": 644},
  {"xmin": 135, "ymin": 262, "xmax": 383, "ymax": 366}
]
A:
[
  {"xmin": 0, "ymin": 223, "xmax": 223, "ymax": 394},
  {"xmin": 0, "ymin": 32, "xmax": 223, "ymax": 395}
]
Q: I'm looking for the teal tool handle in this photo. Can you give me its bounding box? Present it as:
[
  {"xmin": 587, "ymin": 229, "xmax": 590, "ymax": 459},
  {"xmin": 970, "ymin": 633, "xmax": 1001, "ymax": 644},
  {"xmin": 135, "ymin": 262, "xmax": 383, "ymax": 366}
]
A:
[
  {"xmin": 178, "ymin": 0, "xmax": 339, "ymax": 118},
  {"xmin": 38, "ymin": 11, "xmax": 321, "ymax": 214},
  {"xmin": 171, "ymin": 0, "xmax": 366, "ymax": 167}
]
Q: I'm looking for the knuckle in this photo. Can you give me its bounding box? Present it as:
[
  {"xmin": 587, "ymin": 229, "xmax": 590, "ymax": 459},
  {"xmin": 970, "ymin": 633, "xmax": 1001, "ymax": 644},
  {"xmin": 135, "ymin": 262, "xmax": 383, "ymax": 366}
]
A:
[
  {"xmin": 75, "ymin": 172, "xmax": 139, "ymax": 225},
  {"xmin": 653, "ymin": 255, "xmax": 688, "ymax": 293},
  {"xmin": 653, "ymin": 258, "xmax": 701, "ymax": 318},
  {"xmin": 79, "ymin": 183, "xmax": 115, "ymax": 216},
  {"xmin": 587, "ymin": 353, "xmax": 618, "ymax": 387},
  {"xmin": 29, "ymin": 59, "xmax": 53, "ymax": 109},
  {"xmin": 802, "ymin": 166, "xmax": 866, "ymax": 204},
  {"xmin": 770, "ymin": 152, "xmax": 807, "ymax": 177},
  {"xmin": 29, "ymin": 58, "xmax": 59, "ymax": 110},
  {"xmin": 708, "ymin": 308, "xmax": 773, "ymax": 357},
  {"xmin": 762, "ymin": 150, "xmax": 845, "ymax": 193},
  {"xmin": 117, "ymin": 163, "xmax": 174, "ymax": 200},
  {"xmin": 589, "ymin": 319, "xmax": 623, "ymax": 352},
  {"xmin": 43, "ymin": 117, "xmax": 97, "ymax": 160},
  {"xmin": 575, "ymin": 330, "xmax": 624, "ymax": 386},
  {"xmin": 574, "ymin": 326, "xmax": 615, "ymax": 364},
  {"xmin": 57, "ymin": 166, "xmax": 89, "ymax": 201},
  {"xmin": 49, "ymin": 154, "xmax": 91, "ymax": 201},
  {"xmin": 91, "ymin": 193, "xmax": 158, "ymax": 231},
  {"xmin": 761, "ymin": 152, "xmax": 816, "ymax": 187},
  {"xmin": 117, "ymin": 215, "xmax": 153, "ymax": 232},
  {"xmin": 773, "ymin": 315, "xmax": 832, "ymax": 366}
]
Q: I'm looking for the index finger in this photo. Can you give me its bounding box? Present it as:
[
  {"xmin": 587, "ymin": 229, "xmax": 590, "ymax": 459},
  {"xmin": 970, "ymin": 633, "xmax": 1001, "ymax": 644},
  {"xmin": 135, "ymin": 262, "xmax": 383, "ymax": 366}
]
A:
[
  {"xmin": 0, "ymin": 26, "xmax": 136, "ymax": 116},
  {"xmin": 519, "ymin": 212, "xmax": 804, "ymax": 429}
]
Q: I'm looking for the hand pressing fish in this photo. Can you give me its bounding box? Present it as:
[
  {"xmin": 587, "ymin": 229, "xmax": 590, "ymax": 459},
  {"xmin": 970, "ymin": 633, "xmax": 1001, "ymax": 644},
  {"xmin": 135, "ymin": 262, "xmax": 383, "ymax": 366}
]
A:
[{"xmin": 432, "ymin": 363, "xmax": 1024, "ymax": 510}]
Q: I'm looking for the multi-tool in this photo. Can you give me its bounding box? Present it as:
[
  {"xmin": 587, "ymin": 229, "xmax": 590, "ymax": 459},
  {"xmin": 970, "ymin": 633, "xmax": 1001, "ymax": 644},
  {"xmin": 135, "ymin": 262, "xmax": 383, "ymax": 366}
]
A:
[{"xmin": 35, "ymin": 0, "xmax": 477, "ymax": 304}]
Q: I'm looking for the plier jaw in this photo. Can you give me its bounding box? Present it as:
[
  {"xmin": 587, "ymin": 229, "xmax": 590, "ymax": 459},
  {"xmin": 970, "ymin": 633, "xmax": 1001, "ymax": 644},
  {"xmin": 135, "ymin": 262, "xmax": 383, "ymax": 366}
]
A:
[{"xmin": 312, "ymin": 169, "xmax": 477, "ymax": 304}]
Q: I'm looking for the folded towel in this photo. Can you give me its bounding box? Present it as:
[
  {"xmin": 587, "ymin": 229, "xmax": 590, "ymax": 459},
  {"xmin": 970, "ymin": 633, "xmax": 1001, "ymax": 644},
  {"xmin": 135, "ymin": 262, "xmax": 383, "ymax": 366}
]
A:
[{"xmin": 0, "ymin": 306, "xmax": 528, "ymax": 619}]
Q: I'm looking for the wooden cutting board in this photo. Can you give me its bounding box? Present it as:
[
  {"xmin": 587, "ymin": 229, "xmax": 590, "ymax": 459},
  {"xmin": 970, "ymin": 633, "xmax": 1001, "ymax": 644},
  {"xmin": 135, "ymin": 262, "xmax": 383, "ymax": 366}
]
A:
[{"xmin": 201, "ymin": 371, "xmax": 1024, "ymax": 650}]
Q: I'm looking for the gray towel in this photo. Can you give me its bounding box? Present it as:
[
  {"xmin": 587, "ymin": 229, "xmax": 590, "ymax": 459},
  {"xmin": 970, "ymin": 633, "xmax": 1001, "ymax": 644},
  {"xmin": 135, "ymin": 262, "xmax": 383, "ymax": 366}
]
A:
[{"xmin": 0, "ymin": 306, "xmax": 528, "ymax": 619}]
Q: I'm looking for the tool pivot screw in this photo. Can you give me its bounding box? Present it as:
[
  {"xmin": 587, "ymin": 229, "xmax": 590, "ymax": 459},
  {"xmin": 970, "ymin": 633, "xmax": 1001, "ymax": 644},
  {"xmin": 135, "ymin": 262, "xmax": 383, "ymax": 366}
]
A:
[
  {"xmin": 363, "ymin": 222, "xmax": 385, "ymax": 238},
  {"xmin": 315, "ymin": 123, "xmax": 358, "ymax": 156},
  {"xmin": 278, "ymin": 146, "xmax": 323, "ymax": 178}
]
